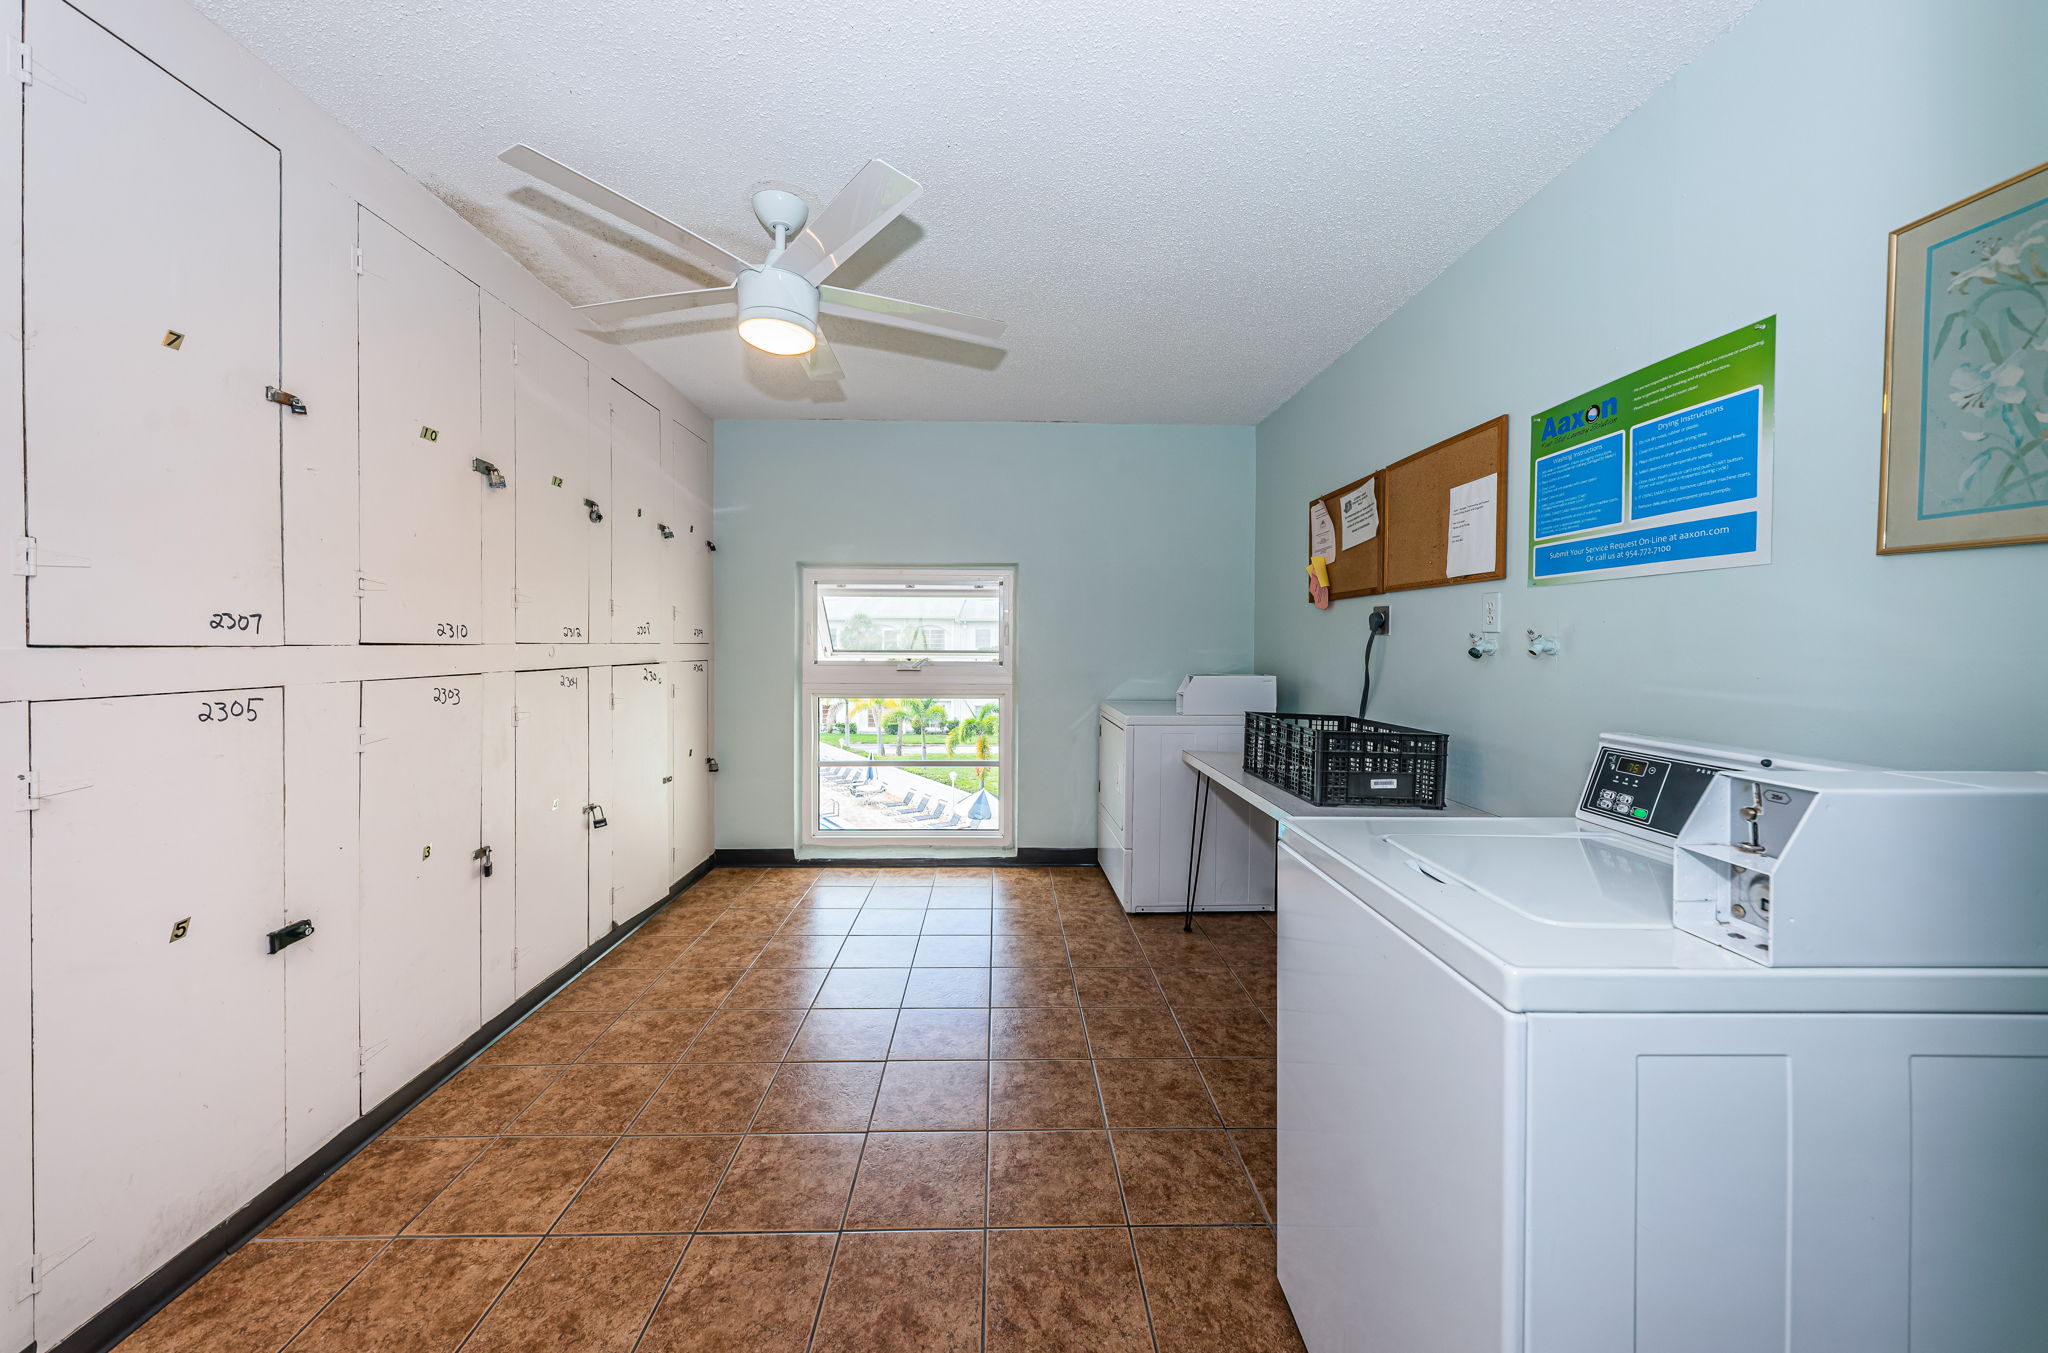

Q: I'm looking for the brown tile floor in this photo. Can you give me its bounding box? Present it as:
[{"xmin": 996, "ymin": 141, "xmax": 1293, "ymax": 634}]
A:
[{"xmin": 117, "ymin": 866, "xmax": 1303, "ymax": 1353}]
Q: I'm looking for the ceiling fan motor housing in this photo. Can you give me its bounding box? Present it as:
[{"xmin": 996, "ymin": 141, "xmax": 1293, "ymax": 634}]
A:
[{"xmin": 736, "ymin": 265, "xmax": 818, "ymax": 331}]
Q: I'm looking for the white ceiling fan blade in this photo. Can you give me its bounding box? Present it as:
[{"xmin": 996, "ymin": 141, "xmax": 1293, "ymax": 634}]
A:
[
  {"xmin": 819, "ymin": 286, "xmax": 1007, "ymax": 345},
  {"xmin": 803, "ymin": 334, "xmax": 844, "ymax": 382},
  {"xmin": 573, "ymin": 285, "xmax": 737, "ymax": 324},
  {"xmin": 500, "ymin": 144, "xmax": 749, "ymax": 273},
  {"xmin": 774, "ymin": 160, "xmax": 923, "ymax": 284}
]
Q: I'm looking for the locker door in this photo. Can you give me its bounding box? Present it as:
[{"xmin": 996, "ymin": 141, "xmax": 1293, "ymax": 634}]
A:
[
  {"xmin": 359, "ymin": 212, "xmax": 483, "ymax": 643},
  {"xmin": 610, "ymin": 663, "xmax": 672, "ymax": 925},
  {"xmin": 513, "ymin": 668, "xmax": 590, "ymax": 994},
  {"xmin": 512, "ymin": 318, "xmax": 591, "ymax": 642},
  {"xmin": 0, "ymin": 706, "xmax": 27, "ymax": 1353},
  {"xmin": 671, "ymin": 420, "xmax": 713, "ymax": 645},
  {"xmin": 23, "ymin": 4, "xmax": 282, "ymax": 645},
  {"xmin": 29, "ymin": 691, "xmax": 285, "ymax": 1347},
  {"xmin": 360, "ymin": 676, "xmax": 482, "ymax": 1106},
  {"xmin": 673, "ymin": 658, "xmax": 713, "ymax": 874},
  {"xmin": 608, "ymin": 383, "xmax": 663, "ymax": 643}
]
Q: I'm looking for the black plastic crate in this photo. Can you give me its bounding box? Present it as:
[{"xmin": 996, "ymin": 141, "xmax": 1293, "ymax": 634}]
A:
[{"xmin": 1243, "ymin": 712, "xmax": 1448, "ymax": 809}]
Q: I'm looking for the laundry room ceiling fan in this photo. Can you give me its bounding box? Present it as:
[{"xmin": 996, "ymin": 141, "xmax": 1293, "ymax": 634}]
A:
[{"xmin": 500, "ymin": 145, "xmax": 1006, "ymax": 381}]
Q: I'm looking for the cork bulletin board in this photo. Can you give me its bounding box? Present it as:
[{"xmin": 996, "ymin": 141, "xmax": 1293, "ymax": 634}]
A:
[
  {"xmin": 1380, "ymin": 416, "xmax": 1508, "ymax": 592},
  {"xmin": 1309, "ymin": 472, "xmax": 1384, "ymax": 600},
  {"xmin": 1305, "ymin": 415, "xmax": 1508, "ymax": 600}
]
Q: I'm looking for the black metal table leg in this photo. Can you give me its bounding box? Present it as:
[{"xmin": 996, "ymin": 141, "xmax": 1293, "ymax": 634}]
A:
[{"xmin": 1185, "ymin": 774, "xmax": 1211, "ymax": 932}]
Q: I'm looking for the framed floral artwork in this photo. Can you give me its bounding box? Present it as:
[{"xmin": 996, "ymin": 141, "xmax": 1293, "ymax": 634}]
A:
[{"xmin": 1880, "ymin": 160, "xmax": 2048, "ymax": 553}]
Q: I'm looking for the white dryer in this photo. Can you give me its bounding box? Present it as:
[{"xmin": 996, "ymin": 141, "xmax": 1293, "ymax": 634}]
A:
[{"xmin": 1275, "ymin": 734, "xmax": 2048, "ymax": 1353}]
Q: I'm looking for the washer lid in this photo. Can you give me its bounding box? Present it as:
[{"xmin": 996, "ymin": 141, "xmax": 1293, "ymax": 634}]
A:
[{"xmin": 1382, "ymin": 832, "xmax": 1672, "ymax": 930}]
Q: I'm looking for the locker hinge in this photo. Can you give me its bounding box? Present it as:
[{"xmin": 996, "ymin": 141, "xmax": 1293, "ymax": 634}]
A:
[
  {"xmin": 23, "ymin": 1236, "xmax": 93, "ymax": 1294},
  {"xmin": 15, "ymin": 44, "xmax": 31, "ymax": 86},
  {"xmin": 352, "ymin": 245, "xmax": 363, "ymax": 275},
  {"xmin": 15, "ymin": 771, "xmax": 93, "ymax": 810},
  {"xmin": 12, "ymin": 536, "xmax": 91, "ymax": 576}
]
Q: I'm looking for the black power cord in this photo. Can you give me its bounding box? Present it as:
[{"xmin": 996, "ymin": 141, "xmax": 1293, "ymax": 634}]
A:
[{"xmin": 1359, "ymin": 608, "xmax": 1390, "ymax": 718}]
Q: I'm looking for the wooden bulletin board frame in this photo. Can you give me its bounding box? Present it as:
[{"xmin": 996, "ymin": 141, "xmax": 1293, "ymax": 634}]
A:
[
  {"xmin": 1309, "ymin": 473, "xmax": 1383, "ymax": 600},
  {"xmin": 1378, "ymin": 415, "xmax": 1509, "ymax": 593},
  {"xmin": 1305, "ymin": 415, "xmax": 1508, "ymax": 602}
]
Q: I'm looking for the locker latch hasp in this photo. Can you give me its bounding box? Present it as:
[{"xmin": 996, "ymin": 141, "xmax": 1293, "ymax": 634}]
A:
[
  {"xmin": 265, "ymin": 386, "xmax": 308, "ymax": 415},
  {"xmin": 267, "ymin": 919, "xmax": 315, "ymax": 954},
  {"xmin": 471, "ymin": 458, "xmax": 507, "ymax": 490},
  {"xmin": 658, "ymin": 523, "xmax": 675, "ymax": 539},
  {"xmin": 584, "ymin": 499, "xmax": 604, "ymax": 523},
  {"xmin": 473, "ymin": 844, "xmax": 495, "ymax": 878}
]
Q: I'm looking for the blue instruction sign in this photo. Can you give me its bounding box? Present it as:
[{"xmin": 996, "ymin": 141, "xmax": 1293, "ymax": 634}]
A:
[
  {"xmin": 1529, "ymin": 319, "xmax": 1773, "ymax": 585},
  {"xmin": 1533, "ymin": 431, "xmax": 1625, "ymax": 539}
]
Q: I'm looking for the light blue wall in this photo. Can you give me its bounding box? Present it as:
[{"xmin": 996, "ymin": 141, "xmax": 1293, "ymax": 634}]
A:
[
  {"xmin": 713, "ymin": 421, "xmax": 1256, "ymax": 850},
  {"xmin": 1255, "ymin": 0, "xmax": 2048, "ymax": 815}
]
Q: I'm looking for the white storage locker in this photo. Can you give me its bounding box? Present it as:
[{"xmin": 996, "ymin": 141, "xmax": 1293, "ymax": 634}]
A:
[
  {"xmin": 358, "ymin": 211, "xmax": 484, "ymax": 644},
  {"xmin": 513, "ymin": 668, "xmax": 592, "ymax": 994},
  {"xmin": 669, "ymin": 420, "xmax": 713, "ymax": 644},
  {"xmin": 23, "ymin": 3, "xmax": 282, "ymax": 646},
  {"xmin": 0, "ymin": 705, "xmax": 28, "ymax": 1353},
  {"xmin": 512, "ymin": 317, "xmax": 592, "ymax": 643},
  {"xmin": 358, "ymin": 676, "xmax": 483, "ymax": 1107},
  {"xmin": 607, "ymin": 383, "xmax": 665, "ymax": 643},
  {"xmin": 28, "ymin": 691, "xmax": 287, "ymax": 1347},
  {"xmin": 281, "ymin": 682, "xmax": 363, "ymax": 1168},
  {"xmin": 609, "ymin": 662, "xmax": 672, "ymax": 925},
  {"xmin": 672, "ymin": 658, "xmax": 713, "ymax": 876}
]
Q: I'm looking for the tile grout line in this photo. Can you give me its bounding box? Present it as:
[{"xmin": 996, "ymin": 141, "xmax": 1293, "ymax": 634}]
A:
[{"xmin": 1059, "ymin": 873, "xmax": 1167, "ymax": 1353}]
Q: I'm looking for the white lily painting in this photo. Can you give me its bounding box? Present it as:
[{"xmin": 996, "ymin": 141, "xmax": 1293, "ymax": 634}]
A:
[{"xmin": 1923, "ymin": 202, "xmax": 2048, "ymax": 517}]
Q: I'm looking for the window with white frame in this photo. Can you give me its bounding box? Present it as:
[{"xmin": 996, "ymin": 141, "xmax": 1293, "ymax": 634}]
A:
[{"xmin": 801, "ymin": 567, "xmax": 1014, "ymax": 848}]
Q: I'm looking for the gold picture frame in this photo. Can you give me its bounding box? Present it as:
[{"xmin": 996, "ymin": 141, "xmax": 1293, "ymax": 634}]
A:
[{"xmin": 1879, "ymin": 159, "xmax": 2048, "ymax": 554}]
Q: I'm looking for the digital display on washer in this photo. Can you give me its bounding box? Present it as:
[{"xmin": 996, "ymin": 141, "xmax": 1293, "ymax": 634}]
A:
[{"xmin": 1580, "ymin": 748, "xmax": 1723, "ymax": 837}]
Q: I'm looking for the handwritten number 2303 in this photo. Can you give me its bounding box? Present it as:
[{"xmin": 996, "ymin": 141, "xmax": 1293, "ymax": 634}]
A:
[
  {"xmin": 197, "ymin": 697, "xmax": 263, "ymax": 723},
  {"xmin": 432, "ymin": 687, "xmax": 462, "ymax": 706}
]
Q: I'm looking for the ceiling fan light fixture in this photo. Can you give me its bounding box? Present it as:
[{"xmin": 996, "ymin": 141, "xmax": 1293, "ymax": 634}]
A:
[
  {"xmin": 738, "ymin": 314, "xmax": 817, "ymax": 356},
  {"xmin": 736, "ymin": 265, "xmax": 819, "ymax": 356}
]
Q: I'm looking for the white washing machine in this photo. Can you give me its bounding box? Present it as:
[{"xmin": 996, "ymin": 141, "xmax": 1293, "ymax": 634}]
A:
[{"xmin": 1275, "ymin": 734, "xmax": 2048, "ymax": 1353}]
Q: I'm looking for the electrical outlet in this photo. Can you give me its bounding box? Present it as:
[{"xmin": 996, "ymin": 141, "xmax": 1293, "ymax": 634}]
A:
[
  {"xmin": 1480, "ymin": 591, "xmax": 1502, "ymax": 633},
  {"xmin": 1369, "ymin": 605, "xmax": 1391, "ymax": 635}
]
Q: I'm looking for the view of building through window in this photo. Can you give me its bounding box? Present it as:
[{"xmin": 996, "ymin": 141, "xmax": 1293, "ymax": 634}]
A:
[
  {"xmin": 813, "ymin": 695, "xmax": 1001, "ymax": 834},
  {"xmin": 816, "ymin": 588, "xmax": 1003, "ymax": 660}
]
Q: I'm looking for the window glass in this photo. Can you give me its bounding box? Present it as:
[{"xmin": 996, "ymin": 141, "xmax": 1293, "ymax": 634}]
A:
[{"xmin": 813, "ymin": 695, "xmax": 1001, "ymax": 835}]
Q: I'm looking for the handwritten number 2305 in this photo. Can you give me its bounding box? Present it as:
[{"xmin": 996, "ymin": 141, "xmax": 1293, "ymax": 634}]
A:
[{"xmin": 197, "ymin": 697, "xmax": 263, "ymax": 723}]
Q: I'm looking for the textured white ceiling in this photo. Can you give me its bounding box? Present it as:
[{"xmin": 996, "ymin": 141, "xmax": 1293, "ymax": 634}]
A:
[{"xmin": 192, "ymin": 0, "xmax": 1756, "ymax": 423}]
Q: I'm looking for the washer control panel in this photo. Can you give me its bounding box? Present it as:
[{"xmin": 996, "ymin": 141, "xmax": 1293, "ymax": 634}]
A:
[{"xmin": 1578, "ymin": 745, "xmax": 1723, "ymax": 839}]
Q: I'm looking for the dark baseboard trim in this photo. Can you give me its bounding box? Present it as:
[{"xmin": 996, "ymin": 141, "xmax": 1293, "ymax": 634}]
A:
[
  {"xmin": 713, "ymin": 847, "xmax": 1097, "ymax": 868},
  {"xmin": 48, "ymin": 855, "xmax": 717, "ymax": 1353}
]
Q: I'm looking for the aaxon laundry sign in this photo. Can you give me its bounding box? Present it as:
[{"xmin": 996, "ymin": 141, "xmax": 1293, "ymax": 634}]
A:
[{"xmin": 1528, "ymin": 317, "xmax": 1775, "ymax": 585}]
